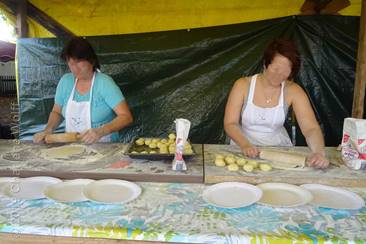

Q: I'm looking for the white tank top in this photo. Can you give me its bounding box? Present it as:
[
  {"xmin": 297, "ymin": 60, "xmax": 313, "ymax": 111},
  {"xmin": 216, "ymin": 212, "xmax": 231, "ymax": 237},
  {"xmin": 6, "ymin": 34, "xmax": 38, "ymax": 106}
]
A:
[{"xmin": 230, "ymin": 74, "xmax": 293, "ymax": 147}]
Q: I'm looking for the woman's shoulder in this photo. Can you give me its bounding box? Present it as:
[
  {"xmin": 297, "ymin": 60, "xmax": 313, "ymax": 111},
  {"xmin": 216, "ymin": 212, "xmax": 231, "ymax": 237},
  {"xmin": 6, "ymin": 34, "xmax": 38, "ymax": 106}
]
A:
[
  {"xmin": 285, "ymin": 81, "xmax": 308, "ymax": 103},
  {"xmin": 57, "ymin": 73, "xmax": 74, "ymax": 88},
  {"xmin": 233, "ymin": 76, "xmax": 252, "ymax": 89},
  {"xmin": 96, "ymin": 72, "xmax": 115, "ymax": 83}
]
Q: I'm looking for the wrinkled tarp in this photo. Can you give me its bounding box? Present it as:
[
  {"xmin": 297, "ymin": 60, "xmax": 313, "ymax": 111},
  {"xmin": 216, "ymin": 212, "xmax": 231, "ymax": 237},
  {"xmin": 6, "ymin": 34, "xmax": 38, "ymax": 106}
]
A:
[
  {"xmin": 0, "ymin": 40, "xmax": 15, "ymax": 62},
  {"xmin": 17, "ymin": 16, "xmax": 363, "ymax": 146}
]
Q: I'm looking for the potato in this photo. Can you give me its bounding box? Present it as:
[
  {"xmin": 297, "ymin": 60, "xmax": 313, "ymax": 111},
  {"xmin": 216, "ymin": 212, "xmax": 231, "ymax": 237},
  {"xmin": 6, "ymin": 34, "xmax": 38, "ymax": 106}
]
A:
[
  {"xmin": 227, "ymin": 164, "xmax": 239, "ymax": 171},
  {"xmin": 215, "ymin": 154, "xmax": 224, "ymax": 160},
  {"xmin": 149, "ymin": 150, "xmax": 157, "ymax": 154},
  {"xmin": 246, "ymin": 160, "xmax": 258, "ymax": 168},
  {"xmin": 225, "ymin": 156, "xmax": 236, "ymax": 164},
  {"xmin": 168, "ymin": 133, "xmax": 176, "ymax": 140},
  {"xmin": 236, "ymin": 158, "xmax": 247, "ymax": 166},
  {"xmin": 131, "ymin": 151, "xmax": 138, "ymax": 154},
  {"xmin": 215, "ymin": 158, "xmax": 226, "ymax": 167},
  {"xmin": 149, "ymin": 143, "xmax": 157, "ymax": 149},
  {"xmin": 168, "ymin": 139, "xmax": 175, "ymax": 144},
  {"xmin": 243, "ymin": 164, "xmax": 254, "ymax": 172},
  {"xmin": 135, "ymin": 138, "xmax": 144, "ymax": 146},
  {"xmin": 152, "ymin": 139, "xmax": 159, "ymax": 144},
  {"xmin": 160, "ymin": 148, "xmax": 168, "ymax": 154},
  {"xmin": 144, "ymin": 139, "xmax": 152, "ymax": 146},
  {"xmin": 161, "ymin": 139, "xmax": 168, "ymax": 144},
  {"xmin": 259, "ymin": 163, "xmax": 272, "ymax": 172},
  {"xmin": 140, "ymin": 151, "xmax": 148, "ymax": 154}
]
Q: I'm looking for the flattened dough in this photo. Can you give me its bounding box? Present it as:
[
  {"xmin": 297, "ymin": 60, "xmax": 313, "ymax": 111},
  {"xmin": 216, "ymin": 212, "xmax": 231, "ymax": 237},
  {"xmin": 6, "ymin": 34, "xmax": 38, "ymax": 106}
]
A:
[
  {"xmin": 40, "ymin": 145, "xmax": 103, "ymax": 164},
  {"xmin": 259, "ymin": 149, "xmax": 307, "ymax": 170}
]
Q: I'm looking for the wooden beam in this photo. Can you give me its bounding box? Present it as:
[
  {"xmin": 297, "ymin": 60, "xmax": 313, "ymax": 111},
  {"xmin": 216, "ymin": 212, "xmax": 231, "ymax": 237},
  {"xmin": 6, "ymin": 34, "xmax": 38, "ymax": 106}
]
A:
[
  {"xmin": 352, "ymin": 0, "xmax": 366, "ymax": 118},
  {"xmin": 27, "ymin": 2, "xmax": 75, "ymax": 37},
  {"xmin": 16, "ymin": 0, "xmax": 28, "ymax": 38},
  {"xmin": 0, "ymin": 0, "xmax": 74, "ymax": 38}
]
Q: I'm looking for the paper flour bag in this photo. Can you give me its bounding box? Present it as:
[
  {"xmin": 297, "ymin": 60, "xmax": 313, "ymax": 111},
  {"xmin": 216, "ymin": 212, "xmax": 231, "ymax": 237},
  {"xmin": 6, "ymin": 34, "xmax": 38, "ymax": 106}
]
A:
[{"xmin": 341, "ymin": 118, "xmax": 366, "ymax": 170}]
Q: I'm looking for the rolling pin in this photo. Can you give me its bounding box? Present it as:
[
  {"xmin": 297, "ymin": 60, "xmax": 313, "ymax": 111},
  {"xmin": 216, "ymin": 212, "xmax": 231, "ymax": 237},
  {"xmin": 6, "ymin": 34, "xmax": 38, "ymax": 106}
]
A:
[
  {"xmin": 259, "ymin": 149, "xmax": 306, "ymax": 167},
  {"xmin": 44, "ymin": 132, "xmax": 80, "ymax": 144}
]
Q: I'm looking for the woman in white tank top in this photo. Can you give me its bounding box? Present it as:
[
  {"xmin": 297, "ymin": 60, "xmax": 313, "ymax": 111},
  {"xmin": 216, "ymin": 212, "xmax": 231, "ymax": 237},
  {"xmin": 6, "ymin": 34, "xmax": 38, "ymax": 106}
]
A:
[{"xmin": 224, "ymin": 39, "xmax": 329, "ymax": 168}]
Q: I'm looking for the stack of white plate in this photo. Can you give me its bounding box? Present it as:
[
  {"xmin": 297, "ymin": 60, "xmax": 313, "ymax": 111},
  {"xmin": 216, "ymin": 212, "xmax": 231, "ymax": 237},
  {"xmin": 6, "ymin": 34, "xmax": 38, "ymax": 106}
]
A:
[
  {"xmin": 0, "ymin": 177, "xmax": 142, "ymax": 204},
  {"xmin": 203, "ymin": 182, "xmax": 365, "ymax": 210}
]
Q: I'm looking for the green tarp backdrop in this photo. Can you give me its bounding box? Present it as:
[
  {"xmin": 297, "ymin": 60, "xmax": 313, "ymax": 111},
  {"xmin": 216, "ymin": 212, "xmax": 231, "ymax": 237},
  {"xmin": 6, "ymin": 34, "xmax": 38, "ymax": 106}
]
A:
[{"xmin": 18, "ymin": 15, "xmax": 363, "ymax": 146}]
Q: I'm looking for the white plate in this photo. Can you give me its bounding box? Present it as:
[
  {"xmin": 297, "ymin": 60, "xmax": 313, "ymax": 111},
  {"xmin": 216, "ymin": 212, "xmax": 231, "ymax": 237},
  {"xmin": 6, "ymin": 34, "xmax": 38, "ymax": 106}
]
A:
[
  {"xmin": 202, "ymin": 182, "xmax": 262, "ymax": 208},
  {"xmin": 301, "ymin": 184, "xmax": 365, "ymax": 210},
  {"xmin": 3, "ymin": 176, "xmax": 62, "ymax": 200},
  {"xmin": 0, "ymin": 177, "xmax": 18, "ymax": 196},
  {"xmin": 44, "ymin": 179, "xmax": 94, "ymax": 203},
  {"xmin": 83, "ymin": 179, "xmax": 141, "ymax": 204},
  {"xmin": 257, "ymin": 183, "xmax": 313, "ymax": 207}
]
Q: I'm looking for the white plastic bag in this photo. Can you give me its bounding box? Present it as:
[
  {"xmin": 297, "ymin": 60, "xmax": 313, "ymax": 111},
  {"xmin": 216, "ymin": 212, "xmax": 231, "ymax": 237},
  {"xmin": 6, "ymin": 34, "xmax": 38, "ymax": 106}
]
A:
[{"xmin": 341, "ymin": 118, "xmax": 366, "ymax": 170}]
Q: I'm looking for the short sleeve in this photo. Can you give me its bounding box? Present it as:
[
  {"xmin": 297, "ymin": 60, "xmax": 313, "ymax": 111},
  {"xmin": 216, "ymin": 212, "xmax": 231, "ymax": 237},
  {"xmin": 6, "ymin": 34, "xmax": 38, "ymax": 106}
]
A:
[{"xmin": 99, "ymin": 75, "xmax": 125, "ymax": 109}]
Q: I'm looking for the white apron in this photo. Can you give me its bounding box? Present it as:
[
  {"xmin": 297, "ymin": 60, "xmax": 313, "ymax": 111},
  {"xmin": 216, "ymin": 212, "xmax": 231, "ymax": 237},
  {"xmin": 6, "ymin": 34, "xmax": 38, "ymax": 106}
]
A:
[
  {"xmin": 231, "ymin": 74, "xmax": 292, "ymax": 146},
  {"xmin": 65, "ymin": 72, "xmax": 111, "ymax": 142}
]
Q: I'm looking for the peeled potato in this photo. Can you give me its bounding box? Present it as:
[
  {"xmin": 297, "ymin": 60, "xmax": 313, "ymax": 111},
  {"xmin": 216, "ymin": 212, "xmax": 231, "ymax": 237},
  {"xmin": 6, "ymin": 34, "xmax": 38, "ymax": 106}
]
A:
[
  {"xmin": 131, "ymin": 151, "xmax": 138, "ymax": 154},
  {"xmin": 168, "ymin": 139, "xmax": 175, "ymax": 144},
  {"xmin": 227, "ymin": 164, "xmax": 239, "ymax": 171},
  {"xmin": 149, "ymin": 143, "xmax": 157, "ymax": 149},
  {"xmin": 225, "ymin": 156, "xmax": 236, "ymax": 164},
  {"xmin": 215, "ymin": 158, "xmax": 226, "ymax": 167},
  {"xmin": 149, "ymin": 150, "xmax": 157, "ymax": 154},
  {"xmin": 168, "ymin": 133, "xmax": 176, "ymax": 140},
  {"xmin": 259, "ymin": 163, "xmax": 272, "ymax": 171},
  {"xmin": 152, "ymin": 139, "xmax": 159, "ymax": 144},
  {"xmin": 246, "ymin": 160, "xmax": 258, "ymax": 168},
  {"xmin": 140, "ymin": 151, "xmax": 148, "ymax": 154},
  {"xmin": 161, "ymin": 139, "xmax": 168, "ymax": 144},
  {"xmin": 144, "ymin": 139, "xmax": 152, "ymax": 146},
  {"xmin": 236, "ymin": 158, "xmax": 247, "ymax": 166},
  {"xmin": 243, "ymin": 164, "xmax": 254, "ymax": 172},
  {"xmin": 135, "ymin": 138, "xmax": 144, "ymax": 146},
  {"xmin": 215, "ymin": 154, "xmax": 224, "ymax": 160}
]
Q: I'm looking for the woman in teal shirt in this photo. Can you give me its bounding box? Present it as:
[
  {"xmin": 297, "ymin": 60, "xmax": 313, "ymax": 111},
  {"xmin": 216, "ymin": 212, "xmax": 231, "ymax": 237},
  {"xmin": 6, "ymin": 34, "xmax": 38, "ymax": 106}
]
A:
[{"xmin": 33, "ymin": 37, "xmax": 133, "ymax": 143}]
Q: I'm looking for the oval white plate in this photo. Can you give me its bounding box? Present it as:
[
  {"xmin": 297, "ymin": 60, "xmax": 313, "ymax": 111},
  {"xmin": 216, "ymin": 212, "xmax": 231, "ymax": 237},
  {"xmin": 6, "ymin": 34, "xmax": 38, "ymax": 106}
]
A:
[
  {"xmin": 257, "ymin": 183, "xmax": 313, "ymax": 207},
  {"xmin": 202, "ymin": 182, "xmax": 262, "ymax": 208},
  {"xmin": 3, "ymin": 176, "xmax": 62, "ymax": 200},
  {"xmin": 0, "ymin": 177, "xmax": 18, "ymax": 196},
  {"xmin": 83, "ymin": 179, "xmax": 141, "ymax": 204},
  {"xmin": 44, "ymin": 179, "xmax": 94, "ymax": 203},
  {"xmin": 301, "ymin": 184, "xmax": 365, "ymax": 210}
]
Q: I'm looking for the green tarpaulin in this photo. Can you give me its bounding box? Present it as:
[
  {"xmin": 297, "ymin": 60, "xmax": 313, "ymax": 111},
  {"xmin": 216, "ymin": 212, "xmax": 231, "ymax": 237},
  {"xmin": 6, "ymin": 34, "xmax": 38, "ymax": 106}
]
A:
[{"xmin": 17, "ymin": 16, "xmax": 363, "ymax": 146}]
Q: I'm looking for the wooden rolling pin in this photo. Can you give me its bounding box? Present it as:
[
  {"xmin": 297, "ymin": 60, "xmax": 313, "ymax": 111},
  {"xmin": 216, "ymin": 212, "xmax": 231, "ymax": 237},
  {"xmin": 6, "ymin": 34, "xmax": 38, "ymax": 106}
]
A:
[
  {"xmin": 259, "ymin": 149, "xmax": 306, "ymax": 167},
  {"xmin": 45, "ymin": 132, "xmax": 80, "ymax": 144}
]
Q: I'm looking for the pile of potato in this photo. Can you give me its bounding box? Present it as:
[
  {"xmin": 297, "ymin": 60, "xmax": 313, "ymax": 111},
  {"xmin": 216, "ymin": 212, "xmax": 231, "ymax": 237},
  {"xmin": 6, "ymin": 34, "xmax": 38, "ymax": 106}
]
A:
[
  {"xmin": 214, "ymin": 154, "xmax": 272, "ymax": 172},
  {"xmin": 131, "ymin": 133, "xmax": 194, "ymax": 154}
]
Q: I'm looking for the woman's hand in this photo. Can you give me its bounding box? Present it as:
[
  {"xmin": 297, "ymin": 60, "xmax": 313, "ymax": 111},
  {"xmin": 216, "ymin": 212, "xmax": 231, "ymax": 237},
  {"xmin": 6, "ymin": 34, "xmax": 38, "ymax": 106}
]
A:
[
  {"xmin": 241, "ymin": 145, "xmax": 260, "ymax": 158},
  {"xmin": 33, "ymin": 131, "xmax": 49, "ymax": 143},
  {"xmin": 306, "ymin": 152, "xmax": 329, "ymax": 169},
  {"xmin": 79, "ymin": 128, "xmax": 104, "ymax": 144}
]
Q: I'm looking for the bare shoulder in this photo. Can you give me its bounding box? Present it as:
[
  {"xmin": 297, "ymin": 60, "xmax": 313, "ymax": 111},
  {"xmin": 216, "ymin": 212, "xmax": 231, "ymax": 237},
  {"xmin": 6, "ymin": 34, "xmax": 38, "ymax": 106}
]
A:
[
  {"xmin": 231, "ymin": 76, "xmax": 251, "ymax": 92},
  {"xmin": 285, "ymin": 81, "xmax": 307, "ymax": 99}
]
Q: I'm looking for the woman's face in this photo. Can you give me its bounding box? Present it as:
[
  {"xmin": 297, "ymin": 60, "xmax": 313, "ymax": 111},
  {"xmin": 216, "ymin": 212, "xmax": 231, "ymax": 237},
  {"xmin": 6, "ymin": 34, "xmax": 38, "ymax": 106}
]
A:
[
  {"xmin": 67, "ymin": 58, "xmax": 94, "ymax": 79},
  {"xmin": 265, "ymin": 54, "xmax": 292, "ymax": 85}
]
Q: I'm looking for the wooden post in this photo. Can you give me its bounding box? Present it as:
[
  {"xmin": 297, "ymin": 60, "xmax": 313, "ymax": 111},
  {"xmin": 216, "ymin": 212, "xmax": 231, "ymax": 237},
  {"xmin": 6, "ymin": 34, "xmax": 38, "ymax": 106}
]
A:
[
  {"xmin": 16, "ymin": 0, "xmax": 28, "ymax": 38},
  {"xmin": 352, "ymin": 0, "xmax": 366, "ymax": 118}
]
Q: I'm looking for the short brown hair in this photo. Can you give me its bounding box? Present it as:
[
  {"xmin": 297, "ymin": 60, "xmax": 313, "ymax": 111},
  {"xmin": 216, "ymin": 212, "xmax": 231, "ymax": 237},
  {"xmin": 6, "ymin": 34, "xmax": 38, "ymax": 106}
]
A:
[
  {"xmin": 61, "ymin": 37, "xmax": 100, "ymax": 71},
  {"xmin": 263, "ymin": 38, "xmax": 300, "ymax": 80}
]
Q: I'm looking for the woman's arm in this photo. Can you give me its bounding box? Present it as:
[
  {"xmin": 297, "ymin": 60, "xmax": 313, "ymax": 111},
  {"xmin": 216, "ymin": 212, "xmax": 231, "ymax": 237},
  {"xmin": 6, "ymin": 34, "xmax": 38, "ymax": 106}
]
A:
[
  {"xmin": 290, "ymin": 84, "xmax": 329, "ymax": 168},
  {"xmin": 224, "ymin": 77, "xmax": 259, "ymax": 157},
  {"xmin": 80, "ymin": 101, "xmax": 133, "ymax": 143},
  {"xmin": 33, "ymin": 104, "xmax": 63, "ymax": 143}
]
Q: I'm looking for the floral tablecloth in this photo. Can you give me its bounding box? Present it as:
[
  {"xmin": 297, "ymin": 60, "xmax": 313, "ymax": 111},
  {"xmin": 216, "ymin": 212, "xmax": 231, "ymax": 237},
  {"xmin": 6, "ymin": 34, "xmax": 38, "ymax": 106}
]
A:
[{"xmin": 0, "ymin": 182, "xmax": 365, "ymax": 243}]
